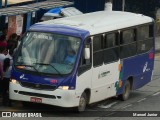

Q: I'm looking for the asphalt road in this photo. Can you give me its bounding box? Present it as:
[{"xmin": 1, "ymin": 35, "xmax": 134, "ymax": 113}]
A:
[
  {"xmin": 98, "ymin": 93, "xmax": 160, "ymax": 120},
  {"xmin": 0, "ymin": 54, "xmax": 160, "ymax": 120}
]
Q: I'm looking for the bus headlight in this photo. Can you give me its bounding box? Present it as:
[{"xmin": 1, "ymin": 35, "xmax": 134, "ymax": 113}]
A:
[
  {"xmin": 58, "ymin": 86, "xmax": 69, "ymax": 90},
  {"xmin": 11, "ymin": 79, "xmax": 19, "ymax": 84}
]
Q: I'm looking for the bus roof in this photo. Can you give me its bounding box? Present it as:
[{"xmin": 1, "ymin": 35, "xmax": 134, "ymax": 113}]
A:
[{"xmin": 33, "ymin": 11, "xmax": 153, "ymax": 35}]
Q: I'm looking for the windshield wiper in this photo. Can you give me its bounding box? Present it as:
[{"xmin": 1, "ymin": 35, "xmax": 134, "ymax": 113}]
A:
[
  {"xmin": 15, "ymin": 64, "xmax": 39, "ymax": 72},
  {"xmin": 33, "ymin": 63, "xmax": 63, "ymax": 77}
]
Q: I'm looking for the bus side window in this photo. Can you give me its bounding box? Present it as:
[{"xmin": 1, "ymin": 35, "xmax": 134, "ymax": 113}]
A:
[
  {"xmin": 137, "ymin": 24, "xmax": 154, "ymax": 54},
  {"xmin": 93, "ymin": 35, "xmax": 103, "ymax": 67},
  {"xmin": 78, "ymin": 38, "xmax": 92, "ymax": 75},
  {"xmin": 104, "ymin": 33, "xmax": 119, "ymax": 63},
  {"xmin": 120, "ymin": 29, "xmax": 137, "ymax": 59},
  {"xmin": 120, "ymin": 29, "xmax": 135, "ymax": 44}
]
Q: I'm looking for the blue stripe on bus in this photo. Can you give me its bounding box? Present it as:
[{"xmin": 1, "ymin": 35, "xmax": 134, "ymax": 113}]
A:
[
  {"xmin": 30, "ymin": 24, "xmax": 90, "ymax": 40},
  {"xmin": 12, "ymin": 66, "xmax": 77, "ymax": 89},
  {"xmin": 116, "ymin": 50, "xmax": 154, "ymax": 95}
]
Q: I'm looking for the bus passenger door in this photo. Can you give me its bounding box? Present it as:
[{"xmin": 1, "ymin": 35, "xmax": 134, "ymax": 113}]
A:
[{"xmin": 90, "ymin": 33, "xmax": 120, "ymax": 103}]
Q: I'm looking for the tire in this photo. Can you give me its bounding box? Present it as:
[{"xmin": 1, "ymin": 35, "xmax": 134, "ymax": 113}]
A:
[
  {"xmin": 119, "ymin": 80, "xmax": 131, "ymax": 101},
  {"xmin": 76, "ymin": 92, "xmax": 87, "ymax": 112}
]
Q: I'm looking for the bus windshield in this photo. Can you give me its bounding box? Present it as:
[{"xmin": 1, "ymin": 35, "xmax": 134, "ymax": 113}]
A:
[{"xmin": 15, "ymin": 32, "xmax": 81, "ymax": 75}]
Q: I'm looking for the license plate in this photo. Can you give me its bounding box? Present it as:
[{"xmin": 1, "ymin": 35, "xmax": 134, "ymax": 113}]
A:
[{"xmin": 30, "ymin": 97, "xmax": 42, "ymax": 103}]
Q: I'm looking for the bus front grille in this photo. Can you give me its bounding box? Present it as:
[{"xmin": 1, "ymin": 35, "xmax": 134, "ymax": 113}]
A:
[
  {"xmin": 20, "ymin": 81, "xmax": 57, "ymax": 91},
  {"xmin": 17, "ymin": 91, "xmax": 56, "ymax": 99}
]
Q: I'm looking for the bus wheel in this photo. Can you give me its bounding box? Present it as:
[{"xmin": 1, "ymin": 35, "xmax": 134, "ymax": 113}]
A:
[
  {"xmin": 77, "ymin": 92, "xmax": 87, "ymax": 112},
  {"xmin": 119, "ymin": 80, "xmax": 131, "ymax": 101}
]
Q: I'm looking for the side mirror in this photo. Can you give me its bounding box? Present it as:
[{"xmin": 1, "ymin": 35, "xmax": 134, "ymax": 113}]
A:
[{"xmin": 84, "ymin": 48, "xmax": 90, "ymax": 59}]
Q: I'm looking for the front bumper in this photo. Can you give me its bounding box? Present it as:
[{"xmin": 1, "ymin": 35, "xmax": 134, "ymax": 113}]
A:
[{"xmin": 9, "ymin": 82, "xmax": 80, "ymax": 108}]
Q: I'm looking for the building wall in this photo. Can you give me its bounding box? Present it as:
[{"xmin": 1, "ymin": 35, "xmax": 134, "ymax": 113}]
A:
[
  {"xmin": 124, "ymin": 0, "xmax": 160, "ymax": 18},
  {"xmin": 74, "ymin": 0, "xmax": 105, "ymax": 13},
  {"xmin": 72, "ymin": 0, "xmax": 160, "ymax": 18}
]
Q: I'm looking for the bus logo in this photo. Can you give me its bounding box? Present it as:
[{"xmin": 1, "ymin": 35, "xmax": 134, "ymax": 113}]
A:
[
  {"xmin": 143, "ymin": 62, "xmax": 150, "ymax": 73},
  {"xmin": 20, "ymin": 74, "xmax": 24, "ymax": 79},
  {"xmin": 20, "ymin": 74, "xmax": 28, "ymax": 80}
]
